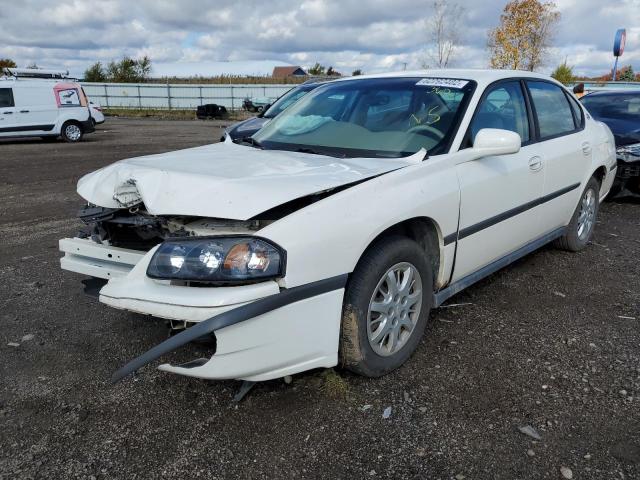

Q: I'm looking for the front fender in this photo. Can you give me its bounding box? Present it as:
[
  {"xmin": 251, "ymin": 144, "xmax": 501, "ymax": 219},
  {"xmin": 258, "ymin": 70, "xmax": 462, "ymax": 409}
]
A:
[{"xmin": 259, "ymin": 156, "xmax": 460, "ymax": 289}]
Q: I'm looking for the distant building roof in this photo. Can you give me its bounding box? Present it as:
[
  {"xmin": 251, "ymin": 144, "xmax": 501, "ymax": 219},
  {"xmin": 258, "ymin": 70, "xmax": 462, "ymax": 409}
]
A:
[{"xmin": 272, "ymin": 66, "xmax": 307, "ymax": 77}]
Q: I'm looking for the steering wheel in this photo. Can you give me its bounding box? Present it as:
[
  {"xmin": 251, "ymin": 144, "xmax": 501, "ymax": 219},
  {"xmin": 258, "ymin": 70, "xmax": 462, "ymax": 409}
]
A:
[{"xmin": 406, "ymin": 124, "xmax": 445, "ymax": 140}]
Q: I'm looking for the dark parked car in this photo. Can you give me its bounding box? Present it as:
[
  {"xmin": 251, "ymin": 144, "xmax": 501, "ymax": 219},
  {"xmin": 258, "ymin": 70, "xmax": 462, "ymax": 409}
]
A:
[
  {"xmin": 196, "ymin": 103, "xmax": 229, "ymax": 120},
  {"xmin": 221, "ymin": 81, "xmax": 328, "ymax": 142},
  {"xmin": 580, "ymin": 90, "xmax": 640, "ymax": 195}
]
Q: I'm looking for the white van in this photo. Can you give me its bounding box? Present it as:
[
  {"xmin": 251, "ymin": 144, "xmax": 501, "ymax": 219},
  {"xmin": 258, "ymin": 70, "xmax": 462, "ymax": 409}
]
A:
[{"xmin": 0, "ymin": 68, "xmax": 95, "ymax": 142}]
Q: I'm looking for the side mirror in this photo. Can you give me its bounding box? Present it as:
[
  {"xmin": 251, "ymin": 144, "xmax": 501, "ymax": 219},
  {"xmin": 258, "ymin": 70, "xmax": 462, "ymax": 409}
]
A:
[{"xmin": 472, "ymin": 128, "xmax": 521, "ymax": 159}]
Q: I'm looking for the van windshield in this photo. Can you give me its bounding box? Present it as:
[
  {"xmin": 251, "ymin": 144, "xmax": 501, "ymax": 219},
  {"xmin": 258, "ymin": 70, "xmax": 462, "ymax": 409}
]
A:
[{"xmin": 253, "ymin": 77, "xmax": 475, "ymax": 158}]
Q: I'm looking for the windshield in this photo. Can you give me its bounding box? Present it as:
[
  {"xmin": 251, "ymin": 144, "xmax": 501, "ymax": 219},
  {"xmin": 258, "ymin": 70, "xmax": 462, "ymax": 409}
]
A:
[
  {"xmin": 254, "ymin": 77, "xmax": 475, "ymax": 158},
  {"xmin": 581, "ymin": 93, "xmax": 640, "ymax": 121},
  {"xmin": 262, "ymin": 84, "xmax": 318, "ymax": 119}
]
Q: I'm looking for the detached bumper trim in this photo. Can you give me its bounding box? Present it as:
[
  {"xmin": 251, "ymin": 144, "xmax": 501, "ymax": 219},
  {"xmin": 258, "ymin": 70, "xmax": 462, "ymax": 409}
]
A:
[{"xmin": 111, "ymin": 273, "xmax": 349, "ymax": 383}]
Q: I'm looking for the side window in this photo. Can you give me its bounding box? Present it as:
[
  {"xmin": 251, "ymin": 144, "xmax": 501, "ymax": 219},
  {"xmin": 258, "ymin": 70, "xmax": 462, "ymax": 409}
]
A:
[
  {"xmin": 527, "ymin": 81, "xmax": 576, "ymax": 138},
  {"xmin": 566, "ymin": 93, "xmax": 584, "ymax": 128},
  {"xmin": 470, "ymin": 81, "xmax": 530, "ymax": 144},
  {"xmin": 0, "ymin": 88, "xmax": 14, "ymax": 108}
]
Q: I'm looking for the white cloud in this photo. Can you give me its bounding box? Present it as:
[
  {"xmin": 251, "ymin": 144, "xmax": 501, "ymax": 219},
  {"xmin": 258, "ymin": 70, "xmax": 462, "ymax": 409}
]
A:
[{"xmin": 0, "ymin": 0, "xmax": 637, "ymax": 78}]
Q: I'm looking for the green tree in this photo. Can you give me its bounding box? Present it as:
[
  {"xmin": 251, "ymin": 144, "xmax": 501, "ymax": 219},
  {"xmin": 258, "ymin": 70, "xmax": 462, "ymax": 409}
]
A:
[
  {"xmin": 104, "ymin": 56, "xmax": 153, "ymax": 82},
  {"xmin": 307, "ymin": 62, "xmax": 326, "ymax": 75},
  {"xmin": 618, "ymin": 65, "xmax": 635, "ymax": 81},
  {"xmin": 488, "ymin": 0, "xmax": 560, "ymax": 71},
  {"xmin": 0, "ymin": 58, "xmax": 17, "ymax": 68},
  {"xmin": 84, "ymin": 62, "xmax": 107, "ymax": 82},
  {"xmin": 352, "ymin": 69, "xmax": 363, "ymax": 76},
  {"xmin": 551, "ymin": 60, "xmax": 574, "ymax": 84}
]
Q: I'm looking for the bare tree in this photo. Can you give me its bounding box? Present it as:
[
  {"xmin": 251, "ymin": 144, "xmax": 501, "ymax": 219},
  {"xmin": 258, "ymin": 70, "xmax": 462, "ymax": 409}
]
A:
[{"xmin": 424, "ymin": 0, "xmax": 464, "ymax": 68}]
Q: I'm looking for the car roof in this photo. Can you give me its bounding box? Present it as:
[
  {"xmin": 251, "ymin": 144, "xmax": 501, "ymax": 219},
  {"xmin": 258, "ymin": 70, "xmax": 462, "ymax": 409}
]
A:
[{"xmin": 330, "ymin": 69, "xmax": 561, "ymax": 89}]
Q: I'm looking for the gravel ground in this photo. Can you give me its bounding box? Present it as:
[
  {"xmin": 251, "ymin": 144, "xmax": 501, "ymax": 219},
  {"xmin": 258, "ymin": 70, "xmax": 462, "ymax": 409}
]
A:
[{"xmin": 0, "ymin": 118, "xmax": 639, "ymax": 480}]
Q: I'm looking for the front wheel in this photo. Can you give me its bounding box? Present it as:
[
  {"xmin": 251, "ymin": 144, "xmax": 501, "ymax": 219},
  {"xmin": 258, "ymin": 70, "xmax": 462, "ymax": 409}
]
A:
[
  {"xmin": 554, "ymin": 177, "xmax": 600, "ymax": 251},
  {"xmin": 340, "ymin": 236, "xmax": 433, "ymax": 377},
  {"xmin": 61, "ymin": 121, "xmax": 83, "ymax": 143}
]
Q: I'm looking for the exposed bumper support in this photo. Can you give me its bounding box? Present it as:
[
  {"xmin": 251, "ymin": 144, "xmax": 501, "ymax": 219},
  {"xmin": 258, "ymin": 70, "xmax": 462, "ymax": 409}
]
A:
[
  {"xmin": 59, "ymin": 238, "xmax": 145, "ymax": 280},
  {"xmin": 111, "ymin": 274, "xmax": 349, "ymax": 383}
]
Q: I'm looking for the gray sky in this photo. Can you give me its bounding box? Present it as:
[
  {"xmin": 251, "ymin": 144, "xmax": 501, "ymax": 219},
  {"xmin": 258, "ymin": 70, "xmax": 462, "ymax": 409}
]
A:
[{"xmin": 0, "ymin": 0, "xmax": 638, "ymax": 77}]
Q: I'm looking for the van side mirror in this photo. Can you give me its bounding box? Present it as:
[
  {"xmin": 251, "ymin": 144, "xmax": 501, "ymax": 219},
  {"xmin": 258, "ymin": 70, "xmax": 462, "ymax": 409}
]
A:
[{"xmin": 472, "ymin": 128, "xmax": 521, "ymax": 159}]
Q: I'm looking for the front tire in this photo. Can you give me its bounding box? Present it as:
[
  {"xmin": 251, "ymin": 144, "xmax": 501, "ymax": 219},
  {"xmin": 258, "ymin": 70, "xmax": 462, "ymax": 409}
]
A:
[
  {"xmin": 339, "ymin": 236, "xmax": 433, "ymax": 377},
  {"xmin": 554, "ymin": 176, "xmax": 600, "ymax": 251},
  {"xmin": 61, "ymin": 121, "xmax": 83, "ymax": 143}
]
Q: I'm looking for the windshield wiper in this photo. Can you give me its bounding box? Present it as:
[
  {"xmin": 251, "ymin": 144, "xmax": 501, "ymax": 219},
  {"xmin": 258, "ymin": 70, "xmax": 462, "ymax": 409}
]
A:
[
  {"xmin": 295, "ymin": 147, "xmax": 323, "ymax": 155},
  {"xmin": 233, "ymin": 136, "xmax": 264, "ymax": 149}
]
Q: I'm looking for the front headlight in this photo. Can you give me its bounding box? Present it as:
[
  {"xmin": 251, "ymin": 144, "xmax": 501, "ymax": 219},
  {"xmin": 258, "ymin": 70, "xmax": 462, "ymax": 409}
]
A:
[{"xmin": 147, "ymin": 237, "xmax": 285, "ymax": 283}]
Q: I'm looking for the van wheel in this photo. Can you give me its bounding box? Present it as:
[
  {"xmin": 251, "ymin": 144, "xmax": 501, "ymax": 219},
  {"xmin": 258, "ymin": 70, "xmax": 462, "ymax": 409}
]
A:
[
  {"xmin": 339, "ymin": 236, "xmax": 433, "ymax": 377},
  {"xmin": 554, "ymin": 177, "xmax": 600, "ymax": 251},
  {"xmin": 61, "ymin": 121, "xmax": 83, "ymax": 143}
]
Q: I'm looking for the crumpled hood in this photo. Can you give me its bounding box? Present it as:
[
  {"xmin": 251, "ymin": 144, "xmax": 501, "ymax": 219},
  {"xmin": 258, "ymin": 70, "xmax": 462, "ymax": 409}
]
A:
[{"xmin": 77, "ymin": 141, "xmax": 417, "ymax": 220}]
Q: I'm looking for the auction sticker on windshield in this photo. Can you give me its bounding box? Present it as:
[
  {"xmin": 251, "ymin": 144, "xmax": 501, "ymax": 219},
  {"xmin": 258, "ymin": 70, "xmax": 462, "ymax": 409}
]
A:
[{"xmin": 416, "ymin": 78, "xmax": 469, "ymax": 88}]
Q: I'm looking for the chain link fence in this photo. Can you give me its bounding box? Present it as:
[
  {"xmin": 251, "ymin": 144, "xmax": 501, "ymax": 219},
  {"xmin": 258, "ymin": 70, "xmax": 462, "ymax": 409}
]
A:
[{"xmin": 81, "ymin": 82, "xmax": 294, "ymax": 110}]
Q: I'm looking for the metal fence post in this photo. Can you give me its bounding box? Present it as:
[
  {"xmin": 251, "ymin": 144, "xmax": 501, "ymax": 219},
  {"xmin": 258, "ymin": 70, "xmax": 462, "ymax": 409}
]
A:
[
  {"xmin": 199, "ymin": 86, "xmax": 203, "ymax": 106},
  {"xmin": 137, "ymin": 85, "xmax": 142, "ymax": 108},
  {"xmin": 104, "ymin": 84, "xmax": 109, "ymax": 108},
  {"xmin": 167, "ymin": 81, "xmax": 171, "ymax": 110},
  {"xmin": 231, "ymin": 86, "xmax": 234, "ymax": 111}
]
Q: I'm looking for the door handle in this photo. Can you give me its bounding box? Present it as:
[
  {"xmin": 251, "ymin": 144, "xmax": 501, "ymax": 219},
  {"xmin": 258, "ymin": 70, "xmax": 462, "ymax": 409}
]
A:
[
  {"xmin": 3, "ymin": 111, "xmax": 13, "ymax": 114},
  {"xmin": 581, "ymin": 142, "xmax": 592, "ymax": 156},
  {"xmin": 19, "ymin": 110, "xmax": 29, "ymax": 113},
  {"xmin": 528, "ymin": 156, "xmax": 543, "ymax": 172}
]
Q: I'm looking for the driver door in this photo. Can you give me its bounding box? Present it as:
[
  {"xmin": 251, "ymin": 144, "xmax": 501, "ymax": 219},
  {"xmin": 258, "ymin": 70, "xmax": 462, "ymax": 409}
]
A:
[{"xmin": 452, "ymin": 80, "xmax": 545, "ymax": 282}]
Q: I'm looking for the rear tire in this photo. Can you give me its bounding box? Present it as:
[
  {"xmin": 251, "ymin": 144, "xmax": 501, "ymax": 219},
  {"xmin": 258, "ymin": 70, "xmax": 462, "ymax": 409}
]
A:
[
  {"xmin": 339, "ymin": 236, "xmax": 433, "ymax": 377},
  {"xmin": 61, "ymin": 121, "xmax": 83, "ymax": 143},
  {"xmin": 554, "ymin": 177, "xmax": 600, "ymax": 251}
]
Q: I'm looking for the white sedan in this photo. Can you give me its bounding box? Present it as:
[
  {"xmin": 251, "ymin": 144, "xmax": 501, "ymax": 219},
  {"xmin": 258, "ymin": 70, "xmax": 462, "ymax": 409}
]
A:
[{"xmin": 59, "ymin": 69, "xmax": 616, "ymax": 383}]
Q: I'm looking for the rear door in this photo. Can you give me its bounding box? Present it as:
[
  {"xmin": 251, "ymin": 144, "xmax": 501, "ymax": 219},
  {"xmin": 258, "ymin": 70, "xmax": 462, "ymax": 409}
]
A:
[
  {"xmin": 524, "ymin": 80, "xmax": 590, "ymax": 231},
  {"xmin": 452, "ymin": 79, "xmax": 545, "ymax": 281},
  {"xmin": 0, "ymin": 87, "xmax": 18, "ymax": 135}
]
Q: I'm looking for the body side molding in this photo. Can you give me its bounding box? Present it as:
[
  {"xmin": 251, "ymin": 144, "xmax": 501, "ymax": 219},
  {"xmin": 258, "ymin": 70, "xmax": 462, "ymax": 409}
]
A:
[{"xmin": 442, "ymin": 182, "xmax": 580, "ymax": 246}]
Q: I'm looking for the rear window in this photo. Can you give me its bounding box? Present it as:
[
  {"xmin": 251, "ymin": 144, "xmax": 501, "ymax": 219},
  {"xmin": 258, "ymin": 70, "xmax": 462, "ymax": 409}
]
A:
[
  {"xmin": 0, "ymin": 88, "xmax": 14, "ymax": 108},
  {"xmin": 581, "ymin": 94, "xmax": 640, "ymax": 121}
]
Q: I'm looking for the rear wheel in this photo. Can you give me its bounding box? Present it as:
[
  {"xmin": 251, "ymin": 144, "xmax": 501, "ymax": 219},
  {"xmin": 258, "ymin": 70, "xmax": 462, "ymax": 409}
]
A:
[
  {"xmin": 554, "ymin": 176, "xmax": 600, "ymax": 251},
  {"xmin": 340, "ymin": 236, "xmax": 433, "ymax": 377},
  {"xmin": 61, "ymin": 121, "xmax": 83, "ymax": 143}
]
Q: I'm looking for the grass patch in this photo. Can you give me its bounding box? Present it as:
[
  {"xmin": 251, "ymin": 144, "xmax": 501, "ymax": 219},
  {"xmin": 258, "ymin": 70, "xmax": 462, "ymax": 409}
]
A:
[{"xmin": 320, "ymin": 369, "xmax": 349, "ymax": 399}]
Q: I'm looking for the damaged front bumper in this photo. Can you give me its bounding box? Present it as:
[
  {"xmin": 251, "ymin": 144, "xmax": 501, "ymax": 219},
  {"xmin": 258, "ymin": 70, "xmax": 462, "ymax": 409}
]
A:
[{"xmin": 59, "ymin": 237, "xmax": 346, "ymax": 382}]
